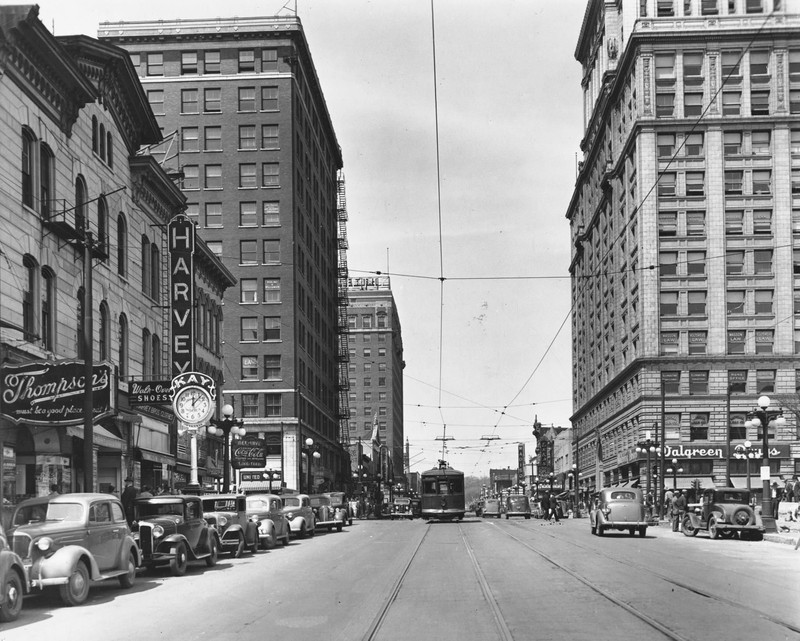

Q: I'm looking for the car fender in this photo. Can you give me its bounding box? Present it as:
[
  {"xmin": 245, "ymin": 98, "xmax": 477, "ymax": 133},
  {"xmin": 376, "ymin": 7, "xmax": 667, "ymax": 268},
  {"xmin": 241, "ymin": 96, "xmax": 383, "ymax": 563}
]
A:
[
  {"xmin": 257, "ymin": 518, "xmax": 276, "ymax": 536},
  {"xmin": 155, "ymin": 533, "xmax": 190, "ymax": 556},
  {"xmin": 685, "ymin": 513, "xmax": 701, "ymax": 528},
  {"xmin": 115, "ymin": 536, "xmax": 142, "ymax": 568},
  {"xmin": 220, "ymin": 523, "xmax": 244, "ymax": 542},
  {"xmin": 35, "ymin": 545, "xmax": 102, "ymax": 582},
  {"xmin": 0, "ymin": 553, "xmax": 28, "ymax": 596}
]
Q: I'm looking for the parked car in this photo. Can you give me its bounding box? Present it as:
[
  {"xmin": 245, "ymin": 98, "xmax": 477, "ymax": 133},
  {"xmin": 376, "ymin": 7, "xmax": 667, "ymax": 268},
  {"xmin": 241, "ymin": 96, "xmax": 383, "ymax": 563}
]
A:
[
  {"xmin": 505, "ymin": 494, "xmax": 532, "ymax": 519},
  {"xmin": 201, "ymin": 495, "xmax": 259, "ymax": 556},
  {"xmin": 309, "ymin": 494, "xmax": 345, "ymax": 532},
  {"xmin": 245, "ymin": 494, "xmax": 290, "ymax": 549},
  {"xmin": 389, "ymin": 497, "xmax": 414, "ymax": 520},
  {"xmin": 482, "ymin": 498, "xmax": 503, "ymax": 518},
  {"xmin": 0, "ymin": 523, "xmax": 26, "ymax": 621},
  {"xmin": 682, "ymin": 488, "xmax": 765, "ymax": 541},
  {"xmin": 590, "ymin": 488, "xmax": 657, "ymax": 536},
  {"xmin": 10, "ymin": 493, "xmax": 139, "ymax": 606},
  {"xmin": 133, "ymin": 495, "xmax": 220, "ymax": 576},
  {"xmin": 281, "ymin": 494, "xmax": 316, "ymax": 538},
  {"xmin": 325, "ymin": 492, "xmax": 353, "ymax": 526}
]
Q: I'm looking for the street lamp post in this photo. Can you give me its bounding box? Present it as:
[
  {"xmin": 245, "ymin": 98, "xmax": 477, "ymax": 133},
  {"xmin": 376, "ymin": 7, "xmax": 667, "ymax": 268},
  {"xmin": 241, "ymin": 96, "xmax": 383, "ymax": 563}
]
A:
[
  {"xmin": 548, "ymin": 472, "xmax": 554, "ymax": 492},
  {"xmin": 207, "ymin": 404, "xmax": 246, "ymax": 493},
  {"xmin": 744, "ymin": 395, "xmax": 786, "ymax": 532},
  {"xmin": 732, "ymin": 441, "xmax": 757, "ymax": 499},
  {"xmin": 262, "ymin": 469, "xmax": 278, "ymax": 493},
  {"xmin": 636, "ymin": 433, "xmax": 661, "ymax": 518},
  {"xmin": 301, "ymin": 437, "xmax": 321, "ymax": 494},
  {"xmin": 568, "ymin": 463, "xmax": 580, "ymax": 517},
  {"xmin": 666, "ymin": 458, "xmax": 684, "ymax": 490}
]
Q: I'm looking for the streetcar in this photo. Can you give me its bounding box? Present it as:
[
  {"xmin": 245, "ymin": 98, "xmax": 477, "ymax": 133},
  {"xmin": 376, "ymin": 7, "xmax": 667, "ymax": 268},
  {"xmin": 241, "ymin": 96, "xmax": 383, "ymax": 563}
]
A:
[{"xmin": 420, "ymin": 461, "xmax": 465, "ymax": 521}]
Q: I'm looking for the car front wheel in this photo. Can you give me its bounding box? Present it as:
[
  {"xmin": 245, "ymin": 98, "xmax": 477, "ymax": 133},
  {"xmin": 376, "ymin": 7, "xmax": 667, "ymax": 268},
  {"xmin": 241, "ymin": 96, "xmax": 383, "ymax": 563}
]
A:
[
  {"xmin": 206, "ymin": 536, "xmax": 218, "ymax": 567},
  {"xmin": 118, "ymin": 550, "xmax": 137, "ymax": 588},
  {"xmin": 708, "ymin": 516, "xmax": 721, "ymax": 539},
  {"xmin": 0, "ymin": 570, "xmax": 23, "ymax": 621},
  {"xmin": 682, "ymin": 516, "xmax": 698, "ymax": 537},
  {"xmin": 59, "ymin": 560, "xmax": 90, "ymax": 606},
  {"xmin": 170, "ymin": 542, "xmax": 188, "ymax": 576}
]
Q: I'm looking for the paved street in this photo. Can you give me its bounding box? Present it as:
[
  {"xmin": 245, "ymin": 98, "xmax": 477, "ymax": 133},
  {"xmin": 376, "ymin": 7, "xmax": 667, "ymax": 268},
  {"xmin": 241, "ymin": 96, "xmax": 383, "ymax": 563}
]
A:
[{"xmin": 1, "ymin": 516, "xmax": 799, "ymax": 641}]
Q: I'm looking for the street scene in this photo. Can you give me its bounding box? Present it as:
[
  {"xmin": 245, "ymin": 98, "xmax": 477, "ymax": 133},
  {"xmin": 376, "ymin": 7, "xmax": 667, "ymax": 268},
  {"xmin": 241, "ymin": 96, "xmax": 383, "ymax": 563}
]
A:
[{"xmin": 1, "ymin": 0, "xmax": 800, "ymax": 637}]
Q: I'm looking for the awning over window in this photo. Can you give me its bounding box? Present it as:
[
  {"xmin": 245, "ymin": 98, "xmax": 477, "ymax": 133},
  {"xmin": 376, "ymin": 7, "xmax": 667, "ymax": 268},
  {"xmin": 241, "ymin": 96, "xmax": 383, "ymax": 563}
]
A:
[{"xmin": 66, "ymin": 425, "xmax": 124, "ymax": 450}]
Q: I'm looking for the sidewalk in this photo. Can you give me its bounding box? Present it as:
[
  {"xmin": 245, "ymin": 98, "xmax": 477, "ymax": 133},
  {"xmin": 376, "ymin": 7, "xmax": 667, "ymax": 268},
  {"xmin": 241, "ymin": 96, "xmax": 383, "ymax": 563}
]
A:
[{"xmin": 653, "ymin": 519, "xmax": 799, "ymax": 548}]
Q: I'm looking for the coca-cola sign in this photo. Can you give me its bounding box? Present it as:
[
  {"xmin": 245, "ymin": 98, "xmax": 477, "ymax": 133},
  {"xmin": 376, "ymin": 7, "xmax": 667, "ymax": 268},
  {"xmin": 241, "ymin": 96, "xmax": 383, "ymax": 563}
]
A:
[
  {"xmin": 1, "ymin": 360, "xmax": 115, "ymax": 426},
  {"xmin": 232, "ymin": 436, "xmax": 266, "ymax": 469}
]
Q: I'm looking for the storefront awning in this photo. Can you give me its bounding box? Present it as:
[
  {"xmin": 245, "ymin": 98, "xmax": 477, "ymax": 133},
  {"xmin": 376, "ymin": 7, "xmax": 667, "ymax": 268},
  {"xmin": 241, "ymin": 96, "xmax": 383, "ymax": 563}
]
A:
[
  {"xmin": 139, "ymin": 449, "xmax": 174, "ymax": 466},
  {"xmin": 729, "ymin": 476, "xmax": 782, "ymax": 489},
  {"xmin": 66, "ymin": 425, "xmax": 125, "ymax": 450},
  {"xmin": 672, "ymin": 476, "xmax": 716, "ymax": 490}
]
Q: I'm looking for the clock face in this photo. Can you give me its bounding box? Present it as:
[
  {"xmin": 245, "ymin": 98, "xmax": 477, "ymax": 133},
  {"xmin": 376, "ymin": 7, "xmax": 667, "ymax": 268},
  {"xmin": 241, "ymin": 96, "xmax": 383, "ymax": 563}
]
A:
[{"xmin": 174, "ymin": 386, "xmax": 213, "ymax": 424}]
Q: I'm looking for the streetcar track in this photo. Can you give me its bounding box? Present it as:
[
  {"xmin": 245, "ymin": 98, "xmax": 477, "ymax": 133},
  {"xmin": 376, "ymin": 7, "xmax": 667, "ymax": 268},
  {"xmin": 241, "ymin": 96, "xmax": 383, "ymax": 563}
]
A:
[{"xmin": 500, "ymin": 518, "xmax": 800, "ymax": 636}]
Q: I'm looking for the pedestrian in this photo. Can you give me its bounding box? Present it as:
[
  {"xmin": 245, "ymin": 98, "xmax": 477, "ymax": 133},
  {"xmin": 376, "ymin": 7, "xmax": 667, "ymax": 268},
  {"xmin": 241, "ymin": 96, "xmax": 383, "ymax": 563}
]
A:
[
  {"xmin": 540, "ymin": 492, "xmax": 551, "ymax": 522},
  {"xmin": 771, "ymin": 482, "xmax": 782, "ymax": 519},
  {"xmin": 156, "ymin": 482, "xmax": 170, "ymax": 495},
  {"xmin": 672, "ymin": 489, "xmax": 686, "ymax": 532},
  {"xmin": 549, "ymin": 494, "xmax": 561, "ymax": 523},
  {"xmin": 121, "ymin": 477, "xmax": 138, "ymax": 525},
  {"xmin": 793, "ymin": 475, "xmax": 800, "ymax": 503},
  {"xmin": 138, "ymin": 485, "xmax": 153, "ymax": 498},
  {"xmin": 663, "ymin": 488, "xmax": 674, "ymax": 520},
  {"xmin": 48, "ymin": 483, "xmax": 60, "ymax": 496}
]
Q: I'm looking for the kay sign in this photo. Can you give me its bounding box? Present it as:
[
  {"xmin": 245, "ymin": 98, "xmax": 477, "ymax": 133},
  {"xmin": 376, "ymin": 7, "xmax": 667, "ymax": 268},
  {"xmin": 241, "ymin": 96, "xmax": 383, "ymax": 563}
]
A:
[{"xmin": 169, "ymin": 214, "xmax": 195, "ymax": 378}]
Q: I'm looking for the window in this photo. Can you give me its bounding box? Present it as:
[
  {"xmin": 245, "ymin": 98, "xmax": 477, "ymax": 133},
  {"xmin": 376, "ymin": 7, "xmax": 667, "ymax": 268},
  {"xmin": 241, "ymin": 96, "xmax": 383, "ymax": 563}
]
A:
[
  {"xmin": 238, "ymin": 87, "xmax": 256, "ymax": 112},
  {"xmin": 795, "ymin": 249, "xmax": 800, "ymax": 275},
  {"xmin": 265, "ymin": 393, "xmax": 282, "ymax": 417},
  {"xmin": 655, "ymin": 54, "xmax": 676, "ymax": 85},
  {"xmin": 790, "ymin": 50, "xmax": 800, "ymax": 82},
  {"xmin": 264, "ymin": 355, "xmax": 281, "ymax": 380},
  {"xmin": 242, "ymin": 394, "xmax": 259, "ymax": 418},
  {"xmin": 724, "ymin": 131, "xmax": 742, "ymax": 156},
  {"xmin": 660, "ymin": 331, "xmax": 679, "ymax": 355},
  {"xmin": 790, "ymin": 90, "xmax": 800, "ymax": 115},
  {"xmin": 755, "ymin": 329, "xmax": 774, "ymax": 354},
  {"xmin": 793, "ymin": 170, "xmax": 800, "ymax": 195},
  {"xmin": 239, "ymin": 125, "xmax": 257, "ymax": 150},
  {"xmin": 239, "ymin": 49, "xmax": 255, "ymax": 72},
  {"xmin": 204, "ymin": 51, "xmax": 220, "ymax": 74},
  {"xmin": 752, "ymin": 170, "xmax": 771, "ymax": 194},
  {"xmin": 725, "ymin": 210, "xmax": 744, "ymax": 235},
  {"xmin": 262, "ymin": 49, "xmax": 278, "ymax": 72},
  {"xmin": 662, "ymin": 371, "xmax": 681, "ymax": 394},
  {"xmin": 264, "ymin": 278, "xmax": 280, "ymax": 303},
  {"xmin": 140, "ymin": 236, "xmax": 150, "ymax": 298},
  {"xmin": 754, "ymin": 249, "xmax": 772, "ymax": 274},
  {"xmin": 701, "ymin": 0, "xmax": 718, "ymax": 15},
  {"xmin": 240, "ymin": 240, "xmax": 258, "ymax": 265},
  {"xmin": 689, "ymin": 413, "xmax": 709, "ymax": 440},
  {"xmin": 262, "ymin": 125, "xmax": 279, "ymax": 150},
  {"xmin": 181, "ymin": 127, "xmax": 199, "ymax": 153},
  {"xmin": 725, "ymin": 171, "xmax": 743, "ymax": 195},
  {"xmin": 239, "ymin": 164, "xmax": 257, "ymax": 189},
  {"xmin": 756, "ymin": 369, "xmax": 775, "ymax": 394},
  {"xmin": 262, "ymin": 86, "xmax": 278, "ymax": 111},
  {"xmin": 262, "ymin": 163, "xmax": 279, "ymax": 187},
  {"xmin": 726, "ymin": 250, "xmax": 744, "ymax": 275},
  {"xmin": 689, "ymin": 371, "xmax": 709, "ymax": 395},
  {"xmin": 204, "ymin": 164, "xmax": 222, "ymax": 189},
  {"xmin": 656, "ymin": 92, "xmax": 675, "ymax": 117},
  {"xmin": 751, "ymin": 131, "xmax": 770, "ymax": 154},
  {"xmin": 755, "ymin": 289, "xmax": 773, "ymax": 314},
  {"xmin": 727, "ymin": 290, "xmax": 745, "ymax": 314},
  {"xmin": 181, "ymin": 89, "xmax": 198, "ymax": 114},
  {"xmin": 204, "ymin": 88, "xmax": 221, "ymax": 113},
  {"xmin": 238, "ymin": 202, "xmax": 257, "ymax": 227},
  {"xmin": 729, "ymin": 370, "xmax": 747, "ymax": 394},
  {"xmin": 746, "ymin": 0, "xmax": 763, "ymax": 12},
  {"xmin": 205, "ymin": 202, "xmax": 222, "ymax": 228},
  {"xmin": 241, "ymin": 356, "xmax": 258, "ymax": 381},
  {"xmin": 181, "ymin": 51, "xmax": 198, "ymax": 75},
  {"xmin": 796, "ymin": 329, "xmax": 800, "ymax": 354},
  {"xmin": 41, "ymin": 269, "xmax": 55, "ymax": 350},
  {"xmin": 750, "ymin": 50, "xmax": 770, "ymax": 81},
  {"xmin": 659, "ymin": 252, "xmax": 678, "ymax": 276},
  {"xmin": 657, "ymin": 133, "xmax": 675, "ymax": 157},
  {"xmin": 688, "ymin": 331, "xmax": 707, "ymax": 355},
  {"xmin": 241, "ymin": 317, "xmax": 258, "ymax": 341},
  {"xmin": 751, "ymin": 90, "xmax": 770, "ymax": 115},
  {"xmin": 660, "ymin": 291, "xmax": 679, "ymax": 315},
  {"xmin": 659, "ymin": 211, "xmax": 678, "ymax": 236},
  {"xmin": 722, "ymin": 50, "xmax": 742, "ymax": 82},
  {"xmin": 722, "ymin": 91, "xmax": 741, "ymax": 116},
  {"xmin": 753, "ymin": 209, "xmax": 771, "ymax": 235},
  {"xmin": 685, "ymin": 133, "xmax": 703, "ymax": 156},
  {"xmin": 684, "ymin": 93, "xmax": 703, "ymax": 116},
  {"xmin": 686, "ymin": 211, "xmax": 705, "ymax": 236},
  {"xmin": 263, "ymin": 240, "xmax": 280, "ymax": 264},
  {"xmin": 687, "ymin": 290, "xmax": 706, "ymax": 315},
  {"xmin": 792, "ymin": 130, "xmax": 800, "ymax": 154},
  {"xmin": 685, "ymin": 172, "xmax": 704, "ymax": 196},
  {"xmin": 657, "ymin": 0, "xmax": 675, "ymax": 15},
  {"xmin": 146, "ymin": 53, "xmax": 163, "ymax": 76},
  {"xmin": 728, "ymin": 329, "xmax": 746, "ymax": 354},
  {"xmin": 118, "ymin": 314, "xmax": 129, "ymax": 379},
  {"xmin": 117, "ymin": 213, "xmax": 128, "ymax": 278},
  {"xmin": 687, "ymin": 251, "xmax": 706, "ymax": 275},
  {"xmin": 658, "ymin": 173, "xmax": 676, "ymax": 197},
  {"xmin": 264, "ymin": 317, "xmax": 281, "ymax": 341},
  {"xmin": 21, "ymin": 129, "xmax": 35, "ymax": 208},
  {"xmin": 98, "ymin": 302, "xmax": 110, "ymax": 361},
  {"xmin": 263, "ymin": 202, "xmax": 280, "ymax": 226},
  {"xmin": 241, "ymin": 279, "xmax": 258, "ymax": 303}
]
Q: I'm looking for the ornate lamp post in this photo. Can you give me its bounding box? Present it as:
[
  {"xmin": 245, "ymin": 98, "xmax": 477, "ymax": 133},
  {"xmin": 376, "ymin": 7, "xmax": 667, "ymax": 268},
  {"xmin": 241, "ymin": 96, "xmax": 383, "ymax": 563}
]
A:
[
  {"xmin": 548, "ymin": 472, "xmax": 554, "ymax": 492},
  {"xmin": 744, "ymin": 395, "xmax": 786, "ymax": 530},
  {"xmin": 301, "ymin": 437, "xmax": 321, "ymax": 494},
  {"xmin": 262, "ymin": 469, "xmax": 279, "ymax": 493},
  {"xmin": 207, "ymin": 403, "xmax": 245, "ymax": 493},
  {"xmin": 732, "ymin": 441, "xmax": 757, "ymax": 499},
  {"xmin": 636, "ymin": 433, "xmax": 661, "ymax": 518},
  {"xmin": 568, "ymin": 463, "xmax": 580, "ymax": 518},
  {"xmin": 666, "ymin": 458, "xmax": 684, "ymax": 490}
]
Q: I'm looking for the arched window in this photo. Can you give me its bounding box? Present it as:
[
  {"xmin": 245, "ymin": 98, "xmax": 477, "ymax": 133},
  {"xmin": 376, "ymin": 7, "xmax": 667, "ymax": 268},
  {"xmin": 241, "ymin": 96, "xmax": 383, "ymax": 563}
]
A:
[
  {"xmin": 91, "ymin": 116, "xmax": 98, "ymax": 154},
  {"xmin": 98, "ymin": 301, "xmax": 110, "ymax": 361},
  {"xmin": 22, "ymin": 255, "xmax": 39, "ymax": 341},
  {"xmin": 97, "ymin": 195, "xmax": 109, "ymax": 258},
  {"xmin": 75, "ymin": 175, "xmax": 87, "ymax": 233},
  {"xmin": 77, "ymin": 287, "xmax": 85, "ymax": 359},
  {"xmin": 150, "ymin": 243, "xmax": 160, "ymax": 303},
  {"xmin": 21, "ymin": 128, "xmax": 36, "ymax": 208},
  {"xmin": 141, "ymin": 235, "xmax": 151, "ymax": 296},
  {"xmin": 152, "ymin": 334, "xmax": 161, "ymax": 378},
  {"xmin": 117, "ymin": 213, "xmax": 128, "ymax": 277},
  {"xmin": 107, "ymin": 132, "xmax": 113, "ymax": 169},
  {"xmin": 40, "ymin": 144, "xmax": 54, "ymax": 219},
  {"xmin": 142, "ymin": 328, "xmax": 151, "ymax": 376},
  {"xmin": 41, "ymin": 267, "xmax": 55, "ymax": 351},
  {"xmin": 99, "ymin": 123, "xmax": 106, "ymax": 161},
  {"xmin": 118, "ymin": 313, "xmax": 129, "ymax": 379}
]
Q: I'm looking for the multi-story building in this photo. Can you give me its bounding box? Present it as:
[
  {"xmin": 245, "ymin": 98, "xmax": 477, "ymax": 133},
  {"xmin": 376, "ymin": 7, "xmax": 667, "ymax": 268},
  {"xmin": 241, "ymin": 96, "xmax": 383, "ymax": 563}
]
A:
[
  {"xmin": 346, "ymin": 277, "xmax": 405, "ymax": 483},
  {"xmin": 568, "ymin": 0, "xmax": 800, "ymax": 502},
  {"xmin": 100, "ymin": 15, "xmax": 349, "ymax": 493}
]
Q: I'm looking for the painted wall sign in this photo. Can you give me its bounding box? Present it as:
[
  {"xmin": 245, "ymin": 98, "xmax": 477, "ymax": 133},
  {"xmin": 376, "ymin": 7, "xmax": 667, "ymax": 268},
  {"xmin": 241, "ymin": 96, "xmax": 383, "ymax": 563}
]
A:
[
  {"xmin": 0, "ymin": 360, "xmax": 115, "ymax": 426},
  {"xmin": 169, "ymin": 214, "xmax": 195, "ymax": 378},
  {"xmin": 129, "ymin": 380, "xmax": 172, "ymax": 406},
  {"xmin": 232, "ymin": 436, "xmax": 267, "ymax": 469}
]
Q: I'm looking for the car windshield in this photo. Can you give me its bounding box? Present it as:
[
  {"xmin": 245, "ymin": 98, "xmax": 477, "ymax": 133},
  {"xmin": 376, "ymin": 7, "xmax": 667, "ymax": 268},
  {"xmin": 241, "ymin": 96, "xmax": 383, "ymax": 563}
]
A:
[
  {"xmin": 395, "ymin": 499, "xmax": 410, "ymax": 505},
  {"xmin": 136, "ymin": 502, "xmax": 184, "ymax": 518},
  {"xmin": 46, "ymin": 503, "xmax": 84, "ymax": 523},
  {"xmin": 203, "ymin": 498, "xmax": 236, "ymax": 512},
  {"xmin": 720, "ymin": 492, "xmax": 745, "ymax": 502},
  {"xmin": 508, "ymin": 497, "xmax": 528, "ymax": 509},
  {"xmin": 609, "ymin": 491, "xmax": 636, "ymax": 501},
  {"xmin": 284, "ymin": 497, "xmax": 301, "ymax": 508},
  {"xmin": 309, "ymin": 497, "xmax": 330, "ymax": 507},
  {"xmin": 246, "ymin": 498, "xmax": 270, "ymax": 510},
  {"xmin": 486, "ymin": 501, "xmax": 499, "ymax": 508}
]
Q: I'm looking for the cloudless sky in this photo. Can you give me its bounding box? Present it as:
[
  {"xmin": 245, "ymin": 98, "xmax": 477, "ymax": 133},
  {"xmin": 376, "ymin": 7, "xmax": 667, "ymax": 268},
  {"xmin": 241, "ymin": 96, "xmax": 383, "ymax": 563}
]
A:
[{"xmin": 36, "ymin": 0, "xmax": 587, "ymax": 477}]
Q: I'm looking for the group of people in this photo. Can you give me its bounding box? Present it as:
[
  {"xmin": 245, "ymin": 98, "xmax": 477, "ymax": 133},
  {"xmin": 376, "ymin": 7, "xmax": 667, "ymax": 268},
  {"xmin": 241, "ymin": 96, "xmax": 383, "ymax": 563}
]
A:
[
  {"xmin": 663, "ymin": 488, "xmax": 688, "ymax": 532},
  {"xmin": 120, "ymin": 478, "xmax": 174, "ymax": 525},
  {"xmin": 539, "ymin": 493, "xmax": 562, "ymax": 523}
]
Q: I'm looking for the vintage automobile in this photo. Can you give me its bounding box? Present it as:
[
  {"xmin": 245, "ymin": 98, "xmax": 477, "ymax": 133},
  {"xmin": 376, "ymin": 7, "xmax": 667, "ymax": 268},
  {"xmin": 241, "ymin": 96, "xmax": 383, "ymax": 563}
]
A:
[
  {"xmin": 682, "ymin": 488, "xmax": 765, "ymax": 541},
  {"xmin": 505, "ymin": 494, "xmax": 532, "ymax": 519},
  {"xmin": 482, "ymin": 498, "xmax": 503, "ymax": 518},
  {"xmin": 133, "ymin": 495, "xmax": 220, "ymax": 576},
  {"xmin": 201, "ymin": 495, "xmax": 259, "ymax": 556},
  {"xmin": 325, "ymin": 492, "xmax": 353, "ymax": 526},
  {"xmin": 309, "ymin": 494, "xmax": 345, "ymax": 532},
  {"xmin": 10, "ymin": 493, "xmax": 139, "ymax": 606},
  {"xmin": 590, "ymin": 487, "xmax": 657, "ymax": 536},
  {"xmin": 245, "ymin": 494, "xmax": 290, "ymax": 549},
  {"xmin": 389, "ymin": 497, "xmax": 414, "ymax": 520},
  {"xmin": 0, "ymin": 523, "xmax": 26, "ymax": 621},
  {"xmin": 281, "ymin": 494, "xmax": 316, "ymax": 538}
]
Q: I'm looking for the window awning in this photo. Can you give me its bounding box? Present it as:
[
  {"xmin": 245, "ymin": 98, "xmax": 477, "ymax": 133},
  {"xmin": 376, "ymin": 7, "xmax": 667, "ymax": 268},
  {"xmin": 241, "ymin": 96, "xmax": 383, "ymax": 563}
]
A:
[
  {"xmin": 139, "ymin": 449, "xmax": 174, "ymax": 466},
  {"xmin": 729, "ymin": 476, "xmax": 782, "ymax": 489},
  {"xmin": 66, "ymin": 425, "xmax": 124, "ymax": 450},
  {"xmin": 671, "ymin": 476, "xmax": 715, "ymax": 490}
]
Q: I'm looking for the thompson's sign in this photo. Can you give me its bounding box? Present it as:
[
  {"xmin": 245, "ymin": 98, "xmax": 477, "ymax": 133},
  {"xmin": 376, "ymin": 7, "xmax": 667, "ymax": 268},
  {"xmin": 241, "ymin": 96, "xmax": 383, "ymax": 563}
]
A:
[
  {"xmin": 169, "ymin": 214, "xmax": 195, "ymax": 378},
  {"xmin": 232, "ymin": 436, "xmax": 267, "ymax": 469},
  {"xmin": 0, "ymin": 360, "xmax": 115, "ymax": 426}
]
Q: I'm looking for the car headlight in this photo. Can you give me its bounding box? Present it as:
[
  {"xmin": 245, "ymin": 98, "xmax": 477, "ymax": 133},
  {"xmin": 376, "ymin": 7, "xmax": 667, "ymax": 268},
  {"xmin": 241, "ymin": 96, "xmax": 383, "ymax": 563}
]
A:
[
  {"xmin": 218, "ymin": 516, "xmax": 228, "ymax": 527},
  {"xmin": 286, "ymin": 512, "xmax": 294, "ymax": 520},
  {"xmin": 153, "ymin": 524, "xmax": 165, "ymax": 539},
  {"xmin": 36, "ymin": 537, "xmax": 54, "ymax": 553}
]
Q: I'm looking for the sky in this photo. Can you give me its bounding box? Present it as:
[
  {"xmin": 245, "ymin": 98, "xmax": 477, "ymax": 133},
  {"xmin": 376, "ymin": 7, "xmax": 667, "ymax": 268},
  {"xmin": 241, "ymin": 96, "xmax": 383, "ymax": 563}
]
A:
[{"xmin": 36, "ymin": 0, "xmax": 588, "ymax": 477}]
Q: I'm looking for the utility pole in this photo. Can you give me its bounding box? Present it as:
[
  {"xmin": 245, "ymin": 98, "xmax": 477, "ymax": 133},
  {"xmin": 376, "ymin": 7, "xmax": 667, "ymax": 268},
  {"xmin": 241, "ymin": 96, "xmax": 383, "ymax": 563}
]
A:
[{"xmin": 82, "ymin": 232, "xmax": 94, "ymax": 493}]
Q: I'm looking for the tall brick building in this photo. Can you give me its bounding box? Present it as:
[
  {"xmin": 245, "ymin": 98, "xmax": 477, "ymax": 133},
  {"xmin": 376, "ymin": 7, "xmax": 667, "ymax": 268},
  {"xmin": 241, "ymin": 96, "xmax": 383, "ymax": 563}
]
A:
[
  {"xmin": 568, "ymin": 0, "xmax": 800, "ymax": 500},
  {"xmin": 100, "ymin": 15, "xmax": 350, "ymax": 492}
]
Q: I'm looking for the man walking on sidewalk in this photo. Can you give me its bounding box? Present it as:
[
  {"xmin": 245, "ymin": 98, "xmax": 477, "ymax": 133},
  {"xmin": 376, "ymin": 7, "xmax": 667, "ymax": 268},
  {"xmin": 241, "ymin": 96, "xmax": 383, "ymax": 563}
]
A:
[{"xmin": 672, "ymin": 489, "xmax": 686, "ymax": 532}]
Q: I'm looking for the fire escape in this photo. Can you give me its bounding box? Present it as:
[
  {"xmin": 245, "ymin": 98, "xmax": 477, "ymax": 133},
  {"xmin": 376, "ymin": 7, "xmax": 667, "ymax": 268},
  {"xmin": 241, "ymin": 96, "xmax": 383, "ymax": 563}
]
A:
[{"xmin": 336, "ymin": 171, "xmax": 351, "ymax": 447}]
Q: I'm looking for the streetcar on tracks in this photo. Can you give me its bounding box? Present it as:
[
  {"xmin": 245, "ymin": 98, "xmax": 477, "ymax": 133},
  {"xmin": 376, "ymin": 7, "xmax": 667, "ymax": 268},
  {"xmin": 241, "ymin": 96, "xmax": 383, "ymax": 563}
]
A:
[{"xmin": 420, "ymin": 461, "xmax": 465, "ymax": 521}]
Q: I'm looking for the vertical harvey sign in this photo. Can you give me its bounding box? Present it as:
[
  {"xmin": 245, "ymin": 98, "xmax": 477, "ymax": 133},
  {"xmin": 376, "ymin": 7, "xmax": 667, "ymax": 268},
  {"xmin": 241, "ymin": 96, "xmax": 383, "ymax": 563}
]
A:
[{"xmin": 170, "ymin": 214, "xmax": 195, "ymax": 378}]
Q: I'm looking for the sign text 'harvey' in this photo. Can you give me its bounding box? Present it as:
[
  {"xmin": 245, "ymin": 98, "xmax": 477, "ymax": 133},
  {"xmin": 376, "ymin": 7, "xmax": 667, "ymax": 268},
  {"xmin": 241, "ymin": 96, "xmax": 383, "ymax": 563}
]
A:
[{"xmin": 169, "ymin": 214, "xmax": 195, "ymax": 378}]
